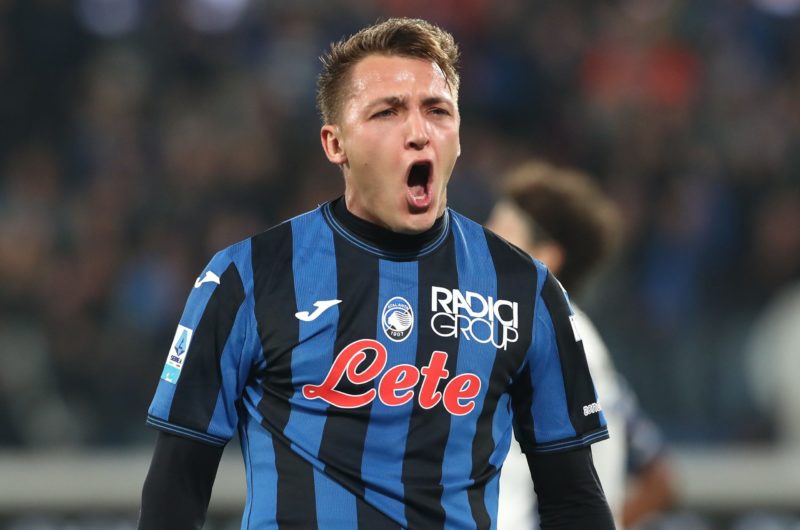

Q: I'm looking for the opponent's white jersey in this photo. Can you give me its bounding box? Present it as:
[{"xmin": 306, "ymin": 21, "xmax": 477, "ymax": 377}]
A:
[{"xmin": 497, "ymin": 307, "xmax": 627, "ymax": 529}]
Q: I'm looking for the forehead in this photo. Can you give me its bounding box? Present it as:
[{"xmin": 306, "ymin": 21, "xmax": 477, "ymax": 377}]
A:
[{"xmin": 346, "ymin": 54, "xmax": 454, "ymax": 102}]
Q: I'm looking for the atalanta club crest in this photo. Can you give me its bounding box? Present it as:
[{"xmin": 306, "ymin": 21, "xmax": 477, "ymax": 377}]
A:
[{"xmin": 382, "ymin": 296, "xmax": 414, "ymax": 342}]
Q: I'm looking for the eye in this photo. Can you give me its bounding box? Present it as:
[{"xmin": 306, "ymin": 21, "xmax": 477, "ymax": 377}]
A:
[
  {"xmin": 429, "ymin": 107, "xmax": 451, "ymax": 116},
  {"xmin": 371, "ymin": 108, "xmax": 396, "ymax": 119}
]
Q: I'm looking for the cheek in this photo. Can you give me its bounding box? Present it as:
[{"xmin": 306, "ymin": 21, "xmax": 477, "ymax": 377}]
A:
[
  {"xmin": 352, "ymin": 130, "xmax": 394, "ymax": 163},
  {"xmin": 436, "ymin": 127, "xmax": 461, "ymax": 153},
  {"xmin": 441, "ymin": 136, "xmax": 461, "ymax": 167}
]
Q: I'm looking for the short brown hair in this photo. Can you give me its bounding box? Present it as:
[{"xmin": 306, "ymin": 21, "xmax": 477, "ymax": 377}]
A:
[
  {"xmin": 316, "ymin": 18, "xmax": 460, "ymax": 124},
  {"xmin": 503, "ymin": 161, "xmax": 623, "ymax": 293}
]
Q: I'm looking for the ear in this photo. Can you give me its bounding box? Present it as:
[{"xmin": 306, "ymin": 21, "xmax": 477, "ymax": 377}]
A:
[{"xmin": 320, "ymin": 124, "xmax": 348, "ymax": 166}]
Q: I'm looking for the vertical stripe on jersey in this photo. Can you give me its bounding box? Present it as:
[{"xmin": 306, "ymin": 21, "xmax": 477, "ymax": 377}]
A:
[
  {"xmin": 315, "ymin": 466, "xmax": 402, "ymax": 530},
  {"xmin": 240, "ymin": 413, "xmax": 278, "ymax": 529},
  {"xmin": 169, "ymin": 263, "xmax": 245, "ymax": 431},
  {"xmin": 402, "ymin": 234, "xmax": 460, "ymax": 530},
  {"xmin": 361, "ymin": 259, "xmax": 419, "ymax": 528},
  {"xmin": 541, "ymin": 272, "xmax": 603, "ymax": 435},
  {"xmin": 440, "ymin": 218, "xmax": 496, "ymax": 530},
  {"xmin": 291, "ymin": 211, "xmax": 358, "ymax": 528},
  {"xmin": 286, "ymin": 211, "xmax": 340, "ymax": 459},
  {"xmin": 509, "ymin": 353, "xmax": 536, "ymax": 448},
  {"xmin": 355, "ymin": 497, "xmax": 403, "ymax": 530},
  {"xmin": 317, "ymin": 235, "xmax": 381, "ymax": 529},
  {"xmin": 470, "ymin": 231, "xmax": 538, "ymax": 528},
  {"xmin": 251, "ymin": 222, "xmax": 317, "ymax": 529},
  {"xmin": 314, "ymin": 468, "xmax": 357, "ymax": 528}
]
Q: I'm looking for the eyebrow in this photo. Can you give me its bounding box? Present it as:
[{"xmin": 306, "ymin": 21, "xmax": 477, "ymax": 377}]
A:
[
  {"xmin": 370, "ymin": 96, "xmax": 405, "ymax": 108},
  {"xmin": 366, "ymin": 96, "xmax": 454, "ymax": 109},
  {"xmin": 421, "ymin": 96, "xmax": 453, "ymax": 108}
]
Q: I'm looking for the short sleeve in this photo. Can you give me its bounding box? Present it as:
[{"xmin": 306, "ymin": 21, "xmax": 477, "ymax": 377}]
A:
[
  {"xmin": 147, "ymin": 241, "xmax": 254, "ymax": 446},
  {"xmin": 510, "ymin": 269, "xmax": 609, "ymax": 454}
]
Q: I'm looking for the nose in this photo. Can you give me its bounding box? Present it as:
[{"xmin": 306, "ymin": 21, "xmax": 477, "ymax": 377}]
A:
[{"xmin": 405, "ymin": 112, "xmax": 430, "ymax": 150}]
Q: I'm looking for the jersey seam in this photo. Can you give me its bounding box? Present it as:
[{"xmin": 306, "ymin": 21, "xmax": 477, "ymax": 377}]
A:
[
  {"xmin": 241, "ymin": 419, "xmax": 254, "ymax": 530},
  {"xmin": 266, "ymin": 423, "xmax": 408, "ymax": 529},
  {"xmin": 526, "ymin": 426, "xmax": 610, "ymax": 454},
  {"xmin": 146, "ymin": 415, "xmax": 228, "ymax": 446}
]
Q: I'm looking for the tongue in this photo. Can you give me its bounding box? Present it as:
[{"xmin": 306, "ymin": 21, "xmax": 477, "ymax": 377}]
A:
[
  {"xmin": 408, "ymin": 183, "xmax": 426, "ymax": 198},
  {"xmin": 407, "ymin": 164, "xmax": 430, "ymax": 207},
  {"xmin": 407, "ymin": 185, "xmax": 430, "ymax": 208}
]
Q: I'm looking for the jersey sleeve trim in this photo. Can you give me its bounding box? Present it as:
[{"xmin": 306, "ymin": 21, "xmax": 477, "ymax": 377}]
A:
[
  {"xmin": 146, "ymin": 414, "xmax": 228, "ymax": 447},
  {"xmin": 527, "ymin": 426, "xmax": 609, "ymax": 454}
]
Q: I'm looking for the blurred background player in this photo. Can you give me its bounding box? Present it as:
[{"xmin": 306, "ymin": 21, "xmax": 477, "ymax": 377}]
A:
[{"xmin": 486, "ymin": 160, "xmax": 675, "ymax": 529}]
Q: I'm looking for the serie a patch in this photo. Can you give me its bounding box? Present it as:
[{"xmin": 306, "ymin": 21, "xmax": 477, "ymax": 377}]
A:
[{"xmin": 160, "ymin": 325, "xmax": 193, "ymax": 384}]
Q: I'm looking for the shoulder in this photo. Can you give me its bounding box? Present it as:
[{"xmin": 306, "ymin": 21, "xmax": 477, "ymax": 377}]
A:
[
  {"xmin": 449, "ymin": 208, "xmax": 545, "ymax": 276},
  {"xmin": 572, "ymin": 306, "xmax": 623, "ymax": 399},
  {"xmin": 243, "ymin": 205, "xmax": 329, "ymax": 286},
  {"xmin": 198, "ymin": 206, "xmax": 323, "ymax": 292},
  {"xmin": 249, "ymin": 203, "xmax": 333, "ymax": 251},
  {"xmin": 449, "ymin": 208, "xmax": 550, "ymax": 296},
  {"xmin": 250, "ymin": 205, "xmax": 324, "ymax": 249}
]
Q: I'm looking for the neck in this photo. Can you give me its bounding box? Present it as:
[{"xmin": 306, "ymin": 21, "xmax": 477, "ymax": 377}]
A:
[{"xmin": 331, "ymin": 197, "xmax": 447, "ymax": 253}]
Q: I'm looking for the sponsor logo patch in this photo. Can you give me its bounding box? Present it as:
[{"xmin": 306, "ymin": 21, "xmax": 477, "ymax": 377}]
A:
[
  {"xmin": 430, "ymin": 287, "xmax": 519, "ymax": 350},
  {"xmin": 194, "ymin": 271, "xmax": 220, "ymax": 288},
  {"xmin": 382, "ymin": 296, "xmax": 414, "ymax": 342},
  {"xmin": 583, "ymin": 402, "xmax": 602, "ymax": 416},
  {"xmin": 160, "ymin": 325, "xmax": 193, "ymax": 384},
  {"xmin": 302, "ymin": 339, "xmax": 481, "ymax": 415},
  {"xmin": 295, "ymin": 299, "xmax": 342, "ymax": 322}
]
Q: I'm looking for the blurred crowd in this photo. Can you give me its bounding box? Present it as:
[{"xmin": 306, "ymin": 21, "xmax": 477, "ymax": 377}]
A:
[{"xmin": 1, "ymin": 0, "xmax": 799, "ymax": 460}]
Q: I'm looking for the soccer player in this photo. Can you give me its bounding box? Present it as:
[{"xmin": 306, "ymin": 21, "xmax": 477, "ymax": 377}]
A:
[
  {"xmin": 139, "ymin": 19, "xmax": 615, "ymax": 530},
  {"xmin": 487, "ymin": 160, "xmax": 674, "ymax": 529}
]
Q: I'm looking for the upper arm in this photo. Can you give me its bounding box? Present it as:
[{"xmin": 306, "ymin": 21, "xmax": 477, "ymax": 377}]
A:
[
  {"xmin": 510, "ymin": 268, "xmax": 609, "ymax": 455},
  {"xmin": 147, "ymin": 240, "xmax": 257, "ymax": 446}
]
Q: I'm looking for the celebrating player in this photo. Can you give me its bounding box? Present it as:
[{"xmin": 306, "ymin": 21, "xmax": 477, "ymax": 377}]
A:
[{"xmin": 139, "ymin": 18, "xmax": 615, "ymax": 530}]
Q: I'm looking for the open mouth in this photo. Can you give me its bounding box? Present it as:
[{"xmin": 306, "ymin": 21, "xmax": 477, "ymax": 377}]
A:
[{"xmin": 406, "ymin": 161, "xmax": 432, "ymax": 209}]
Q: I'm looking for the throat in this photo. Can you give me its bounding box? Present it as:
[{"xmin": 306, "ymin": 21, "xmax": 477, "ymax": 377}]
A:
[{"xmin": 331, "ymin": 196, "xmax": 445, "ymax": 251}]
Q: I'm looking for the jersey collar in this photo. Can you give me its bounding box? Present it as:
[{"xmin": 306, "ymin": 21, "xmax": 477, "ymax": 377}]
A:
[{"xmin": 322, "ymin": 197, "xmax": 450, "ymax": 260}]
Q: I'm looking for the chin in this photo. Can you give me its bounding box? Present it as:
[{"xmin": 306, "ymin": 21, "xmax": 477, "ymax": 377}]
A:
[{"xmin": 399, "ymin": 212, "xmax": 437, "ymax": 234}]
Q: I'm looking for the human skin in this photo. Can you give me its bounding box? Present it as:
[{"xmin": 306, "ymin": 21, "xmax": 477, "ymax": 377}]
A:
[{"xmin": 320, "ymin": 55, "xmax": 461, "ymax": 234}]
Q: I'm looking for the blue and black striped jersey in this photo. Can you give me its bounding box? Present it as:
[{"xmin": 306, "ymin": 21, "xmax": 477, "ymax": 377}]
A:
[{"xmin": 148, "ymin": 198, "xmax": 608, "ymax": 530}]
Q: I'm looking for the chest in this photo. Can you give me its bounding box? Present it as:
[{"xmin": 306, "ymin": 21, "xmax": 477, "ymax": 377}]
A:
[{"xmin": 255, "ymin": 254, "xmax": 529, "ymax": 415}]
